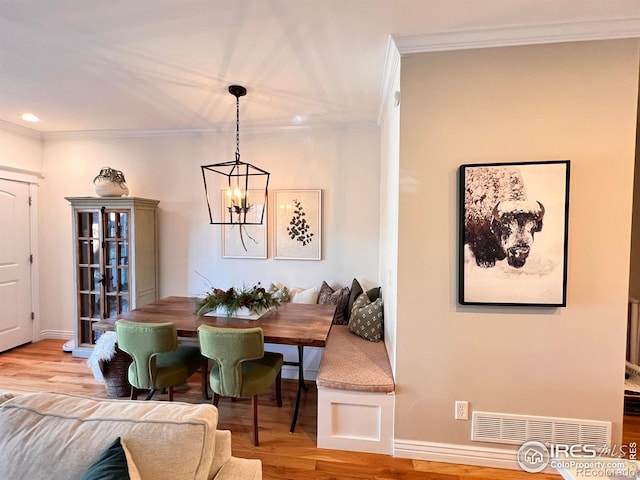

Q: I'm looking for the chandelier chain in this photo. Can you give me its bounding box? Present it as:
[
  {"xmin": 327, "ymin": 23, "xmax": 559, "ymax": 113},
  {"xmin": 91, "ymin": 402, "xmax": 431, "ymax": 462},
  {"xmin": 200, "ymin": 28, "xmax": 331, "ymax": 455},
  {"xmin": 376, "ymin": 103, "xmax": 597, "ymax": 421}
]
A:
[{"xmin": 235, "ymin": 95, "xmax": 240, "ymax": 162}]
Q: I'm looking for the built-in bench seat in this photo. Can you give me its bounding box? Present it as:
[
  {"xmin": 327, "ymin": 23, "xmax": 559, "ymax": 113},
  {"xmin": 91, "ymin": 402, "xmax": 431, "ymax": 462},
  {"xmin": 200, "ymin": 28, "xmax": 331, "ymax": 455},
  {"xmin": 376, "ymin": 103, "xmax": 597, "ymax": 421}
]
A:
[{"xmin": 316, "ymin": 325, "xmax": 395, "ymax": 454}]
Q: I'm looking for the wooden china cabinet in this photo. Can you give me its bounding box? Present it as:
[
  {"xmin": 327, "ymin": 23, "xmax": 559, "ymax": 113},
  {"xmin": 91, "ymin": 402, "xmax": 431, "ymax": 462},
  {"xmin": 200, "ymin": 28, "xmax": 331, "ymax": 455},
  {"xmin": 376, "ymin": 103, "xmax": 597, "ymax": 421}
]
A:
[{"xmin": 66, "ymin": 197, "xmax": 159, "ymax": 358}]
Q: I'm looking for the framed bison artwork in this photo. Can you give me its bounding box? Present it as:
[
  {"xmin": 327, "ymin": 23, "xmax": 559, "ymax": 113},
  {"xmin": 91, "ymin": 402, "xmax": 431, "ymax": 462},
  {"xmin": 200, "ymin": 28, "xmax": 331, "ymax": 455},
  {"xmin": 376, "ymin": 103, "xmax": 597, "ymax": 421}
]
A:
[{"xmin": 458, "ymin": 160, "xmax": 570, "ymax": 306}]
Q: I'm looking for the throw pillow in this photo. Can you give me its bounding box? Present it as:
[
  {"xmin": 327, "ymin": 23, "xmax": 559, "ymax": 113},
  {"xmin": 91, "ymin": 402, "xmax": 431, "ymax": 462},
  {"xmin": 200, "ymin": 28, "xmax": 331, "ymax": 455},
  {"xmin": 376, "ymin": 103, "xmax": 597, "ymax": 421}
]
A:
[
  {"xmin": 317, "ymin": 280, "xmax": 334, "ymax": 304},
  {"xmin": 347, "ymin": 278, "xmax": 381, "ymax": 322},
  {"xmin": 121, "ymin": 440, "xmax": 141, "ymax": 480},
  {"xmin": 366, "ymin": 286, "xmax": 381, "ymax": 302},
  {"xmin": 268, "ymin": 283, "xmax": 290, "ymax": 302},
  {"xmin": 317, "ymin": 281, "xmax": 351, "ymax": 325},
  {"xmin": 347, "ymin": 278, "xmax": 363, "ymax": 318},
  {"xmin": 290, "ymin": 286, "xmax": 319, "ymax": 304},
  {"xmin": 348, "ymin": 292, "xmax": 384, "ymax": 342},
  {"xmin": 81, "ymin": 437, "xmax": 140, "ymax": 480}
]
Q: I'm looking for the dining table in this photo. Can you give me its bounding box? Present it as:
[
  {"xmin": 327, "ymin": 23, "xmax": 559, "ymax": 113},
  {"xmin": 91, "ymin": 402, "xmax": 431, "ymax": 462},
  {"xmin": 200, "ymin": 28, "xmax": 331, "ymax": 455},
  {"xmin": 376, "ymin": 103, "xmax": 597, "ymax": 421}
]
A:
[{"xmin": 96, "ymin": 296, "xmax": 336, "ymax": 432}]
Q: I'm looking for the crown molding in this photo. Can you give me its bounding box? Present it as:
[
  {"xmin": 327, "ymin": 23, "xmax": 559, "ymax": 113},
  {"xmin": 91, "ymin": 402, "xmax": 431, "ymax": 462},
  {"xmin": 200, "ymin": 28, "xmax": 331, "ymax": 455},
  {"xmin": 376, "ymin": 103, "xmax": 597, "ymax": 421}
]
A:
[
  {"xmin": 42, "ymin": 127, "xmax": 213, "ymax": 141},
  {"xmin": 393, "ymin": 17, "xmax": 640, "ymax": 54},
  {"xmin": 0, "ymin": 119, "xmax": 43, "ymax": 140},
  {"xmin": 377, "ymin": 18, "xmax": 640, "ymax": 126},
  {"xmin": 41, "ymin": 120, "xmax": 378, "ymax": 141},
  {"xmin": 9, "ymin": 19, "xmax": 638, "ymax": 141}
]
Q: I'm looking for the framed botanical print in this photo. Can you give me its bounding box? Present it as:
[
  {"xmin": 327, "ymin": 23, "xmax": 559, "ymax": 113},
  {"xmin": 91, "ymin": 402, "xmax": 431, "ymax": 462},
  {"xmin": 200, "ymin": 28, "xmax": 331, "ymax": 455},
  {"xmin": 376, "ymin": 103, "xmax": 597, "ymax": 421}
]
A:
[{"xmin": 274, "ymin": 189, "xmax": 322, "ymax": 260}]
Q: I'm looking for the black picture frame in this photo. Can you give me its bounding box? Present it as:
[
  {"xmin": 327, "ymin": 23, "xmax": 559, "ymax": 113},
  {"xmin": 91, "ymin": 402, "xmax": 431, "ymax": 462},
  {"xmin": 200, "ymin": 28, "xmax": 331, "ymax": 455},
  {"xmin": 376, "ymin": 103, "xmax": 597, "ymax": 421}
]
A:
[{"xmin": 458, "ymin": 160, "xmax": 570, "ymax": 306}]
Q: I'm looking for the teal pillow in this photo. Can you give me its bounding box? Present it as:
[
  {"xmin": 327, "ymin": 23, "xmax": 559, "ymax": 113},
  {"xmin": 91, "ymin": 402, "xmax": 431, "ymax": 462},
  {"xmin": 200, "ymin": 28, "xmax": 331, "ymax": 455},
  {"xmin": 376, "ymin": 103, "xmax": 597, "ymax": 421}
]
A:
[
  {"xmin": 348, "ymin": 292, "xmax": 384, "ymax": 342},
  {"xmin": 81, "ymin": 437, "xmax": 131, "ymax": 480}
]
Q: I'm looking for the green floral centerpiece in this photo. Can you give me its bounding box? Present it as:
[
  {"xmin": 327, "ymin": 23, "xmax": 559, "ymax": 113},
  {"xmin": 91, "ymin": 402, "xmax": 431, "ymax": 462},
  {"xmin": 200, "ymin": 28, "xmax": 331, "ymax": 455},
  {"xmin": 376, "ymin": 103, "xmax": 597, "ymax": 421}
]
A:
[{"xmin": 196, "ymin": 283, "xmax": 280, "ymax": 318}]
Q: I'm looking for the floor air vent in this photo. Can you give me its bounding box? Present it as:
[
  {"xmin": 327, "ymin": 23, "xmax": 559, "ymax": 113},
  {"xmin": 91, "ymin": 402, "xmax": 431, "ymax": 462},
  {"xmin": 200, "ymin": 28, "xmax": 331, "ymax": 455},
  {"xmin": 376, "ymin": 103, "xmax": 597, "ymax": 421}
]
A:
[{"xmin": 471, "ymin": 411, "xmax": 611, "ymax": 447}]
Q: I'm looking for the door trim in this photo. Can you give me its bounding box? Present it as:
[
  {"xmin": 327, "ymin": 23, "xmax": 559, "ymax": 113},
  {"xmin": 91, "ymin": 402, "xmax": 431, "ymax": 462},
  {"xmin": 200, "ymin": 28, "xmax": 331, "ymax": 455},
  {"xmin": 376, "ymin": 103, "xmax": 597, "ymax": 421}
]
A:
[{"xmin": 0, "ymin": 165, "xmax": 41, "ymax": 344}]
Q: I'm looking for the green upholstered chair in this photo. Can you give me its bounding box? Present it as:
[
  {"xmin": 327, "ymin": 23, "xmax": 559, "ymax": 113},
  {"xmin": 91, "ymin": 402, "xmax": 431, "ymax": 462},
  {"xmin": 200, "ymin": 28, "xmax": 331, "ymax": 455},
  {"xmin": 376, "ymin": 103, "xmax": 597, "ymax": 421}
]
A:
[
  {"xmin": 115, "ymin": 319, "xmax": 202, "ymax": 401},
  {"xmin": 197, "ymin": 325, "xmax": 283, "ymax": 446}
]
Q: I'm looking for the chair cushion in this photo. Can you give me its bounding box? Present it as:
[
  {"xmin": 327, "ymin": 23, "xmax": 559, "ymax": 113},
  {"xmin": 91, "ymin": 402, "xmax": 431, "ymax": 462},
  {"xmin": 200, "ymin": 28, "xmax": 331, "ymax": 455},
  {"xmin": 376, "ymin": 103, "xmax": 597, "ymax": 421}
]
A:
[
  {"xmin": 117, "ymin": 320, "xmax": 193, "ymax": 391},
  {"xmin": 210, "ymin": 352, "xmax": 284, "ymax": 398},
  {"xmin": 152, "ymin": 345, "xmax": 202, "ymax": 389}
]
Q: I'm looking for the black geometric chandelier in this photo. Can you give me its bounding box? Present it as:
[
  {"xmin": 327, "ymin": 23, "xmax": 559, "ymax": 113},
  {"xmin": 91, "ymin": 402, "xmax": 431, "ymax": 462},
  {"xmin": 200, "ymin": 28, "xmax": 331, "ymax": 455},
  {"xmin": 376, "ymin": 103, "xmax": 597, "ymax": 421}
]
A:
[{"xmin": 201, "ymin": 85, "xmax": 270, "ymax": 225}]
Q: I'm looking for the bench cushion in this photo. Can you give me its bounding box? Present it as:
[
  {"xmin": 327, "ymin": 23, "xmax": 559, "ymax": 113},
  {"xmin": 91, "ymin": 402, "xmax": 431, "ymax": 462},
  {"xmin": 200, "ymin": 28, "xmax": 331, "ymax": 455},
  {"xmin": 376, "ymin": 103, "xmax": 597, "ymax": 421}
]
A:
[{"xmin": 317, "ymin": 325, "xmax": 394, "ymax": 393}]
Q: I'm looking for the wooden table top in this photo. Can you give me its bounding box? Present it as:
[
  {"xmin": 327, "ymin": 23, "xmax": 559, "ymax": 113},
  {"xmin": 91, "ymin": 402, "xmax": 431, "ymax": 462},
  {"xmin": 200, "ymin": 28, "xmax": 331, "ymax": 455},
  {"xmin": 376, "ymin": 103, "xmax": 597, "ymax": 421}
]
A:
[{"xmin": 98, "ymin": 296, "xmax": 336, "ymax": 348}]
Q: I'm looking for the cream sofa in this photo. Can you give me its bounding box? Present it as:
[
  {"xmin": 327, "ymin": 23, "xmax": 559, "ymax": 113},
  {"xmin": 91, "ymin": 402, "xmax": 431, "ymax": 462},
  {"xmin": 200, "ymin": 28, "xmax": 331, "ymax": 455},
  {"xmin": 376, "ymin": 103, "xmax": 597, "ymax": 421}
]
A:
[{"xmin": 0, "ymin": 391, "xmax": 261, "ymax": 480}]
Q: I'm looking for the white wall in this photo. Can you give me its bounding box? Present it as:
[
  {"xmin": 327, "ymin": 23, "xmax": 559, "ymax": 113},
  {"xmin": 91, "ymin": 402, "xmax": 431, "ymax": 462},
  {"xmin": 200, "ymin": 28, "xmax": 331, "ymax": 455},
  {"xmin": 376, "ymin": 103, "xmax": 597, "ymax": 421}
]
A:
[
  {"xmin": 395, "ymin": 39, "xmax": 639, "ymax": 459},
  {"xmin": 38, "ymin": 126, "xmax": 380, "ymax": 375},
  {"xmin": 0, "ymin": 128, "xmax": 42, "ymax": 173}
]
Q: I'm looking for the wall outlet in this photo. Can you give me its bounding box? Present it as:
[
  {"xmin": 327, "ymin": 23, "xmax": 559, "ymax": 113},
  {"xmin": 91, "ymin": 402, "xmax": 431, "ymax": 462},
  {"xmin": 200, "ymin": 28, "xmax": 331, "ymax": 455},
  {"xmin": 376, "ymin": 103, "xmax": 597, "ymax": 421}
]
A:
[{"xmin": 455, "ymin": 400, "xmax": 469, "ymax": 420}]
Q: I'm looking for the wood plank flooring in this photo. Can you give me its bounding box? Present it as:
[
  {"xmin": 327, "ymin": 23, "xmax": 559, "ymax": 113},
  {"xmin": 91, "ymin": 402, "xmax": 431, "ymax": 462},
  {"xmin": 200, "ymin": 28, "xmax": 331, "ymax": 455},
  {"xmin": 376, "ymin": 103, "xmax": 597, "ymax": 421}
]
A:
[{"xmin": 2, "ymin": 339, "xmax": 633, "ymax": 479}]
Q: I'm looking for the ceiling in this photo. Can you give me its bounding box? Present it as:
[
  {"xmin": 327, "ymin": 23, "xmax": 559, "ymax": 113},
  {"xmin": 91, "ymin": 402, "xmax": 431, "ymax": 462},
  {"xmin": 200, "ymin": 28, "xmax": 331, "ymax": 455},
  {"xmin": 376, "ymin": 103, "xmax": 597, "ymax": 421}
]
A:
[{"xmin": 1, "ymin": 0, "xmax": 639, "ymax": 136}]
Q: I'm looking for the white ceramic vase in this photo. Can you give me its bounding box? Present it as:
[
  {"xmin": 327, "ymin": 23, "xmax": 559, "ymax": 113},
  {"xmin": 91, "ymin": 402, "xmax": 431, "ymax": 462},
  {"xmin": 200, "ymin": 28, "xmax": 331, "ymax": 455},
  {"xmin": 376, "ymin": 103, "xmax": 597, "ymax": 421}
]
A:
[{"xmin": 94, "ymin": 179, "xmax": 129, "ymax": 197}]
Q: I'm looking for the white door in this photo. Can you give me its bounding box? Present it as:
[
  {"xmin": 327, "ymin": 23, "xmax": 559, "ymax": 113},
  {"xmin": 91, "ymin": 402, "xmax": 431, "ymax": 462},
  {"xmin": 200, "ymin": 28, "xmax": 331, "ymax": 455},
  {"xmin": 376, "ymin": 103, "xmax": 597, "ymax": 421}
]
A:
[{"xmin": 0, "ymin": 179, "xmax": 32, "ymax": 352}]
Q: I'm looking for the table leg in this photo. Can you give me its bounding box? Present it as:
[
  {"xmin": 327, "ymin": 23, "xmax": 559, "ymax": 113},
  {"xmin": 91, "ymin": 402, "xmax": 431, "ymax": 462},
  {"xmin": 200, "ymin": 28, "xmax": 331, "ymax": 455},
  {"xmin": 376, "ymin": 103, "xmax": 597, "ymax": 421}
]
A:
[{"xmin": 289, "ymin": 345, "xmax": 306, "ymax": 433}]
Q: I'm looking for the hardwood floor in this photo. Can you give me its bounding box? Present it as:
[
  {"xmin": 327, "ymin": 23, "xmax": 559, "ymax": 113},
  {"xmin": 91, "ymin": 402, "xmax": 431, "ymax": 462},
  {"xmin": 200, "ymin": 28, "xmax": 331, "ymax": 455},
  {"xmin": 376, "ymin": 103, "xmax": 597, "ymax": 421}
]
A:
[{"xmin": 6, "ymin": 339, "xmax": 634, "ymax": 479}]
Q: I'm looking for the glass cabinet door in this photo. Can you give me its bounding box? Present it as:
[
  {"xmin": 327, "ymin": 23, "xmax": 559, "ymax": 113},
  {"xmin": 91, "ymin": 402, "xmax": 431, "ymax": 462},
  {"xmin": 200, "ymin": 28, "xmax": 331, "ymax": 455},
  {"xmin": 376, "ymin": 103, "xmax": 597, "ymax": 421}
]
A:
[
  {"xmin": 103, "ymin": 210, "xmax": 130, "ymax": 321},
  {"xmin": 75, "ymin": 211, "xmax": 102, "ymax": 346},
  {"xmin": 75, "ymin": 208, "xmax": 131, "ymax": 348}
]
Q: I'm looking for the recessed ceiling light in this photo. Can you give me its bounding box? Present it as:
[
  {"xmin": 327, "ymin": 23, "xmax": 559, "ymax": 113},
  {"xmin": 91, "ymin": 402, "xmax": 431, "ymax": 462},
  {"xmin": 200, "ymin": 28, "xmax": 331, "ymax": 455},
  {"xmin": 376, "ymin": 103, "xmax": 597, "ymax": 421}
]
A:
[{"xmin": 20, "ymin": 113, "xmax": 40, "ymax": 122}]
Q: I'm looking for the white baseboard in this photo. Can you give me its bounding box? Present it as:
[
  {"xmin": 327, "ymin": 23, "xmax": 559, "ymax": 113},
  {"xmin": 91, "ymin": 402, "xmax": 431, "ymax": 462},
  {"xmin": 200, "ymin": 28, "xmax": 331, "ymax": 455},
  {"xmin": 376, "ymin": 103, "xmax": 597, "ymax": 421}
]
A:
[
  {"xmin": 393, "ymin": 439, "xmax": 557, "ymax": 474},
  {"xmin": 281, "ymin": 364, "xmax": 317, "ymax": 382},
  {"xmin": 39, "ymin": 330, "xmax": 74, "ymax": 341},
  {"xmin": 394, "ymin": 439, "xmax": 519, "ymax": 470}
]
